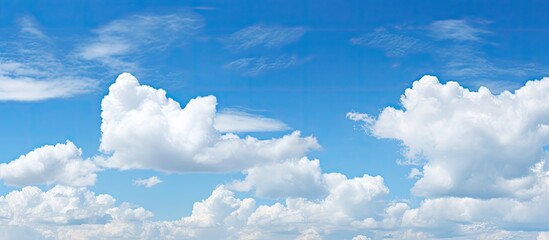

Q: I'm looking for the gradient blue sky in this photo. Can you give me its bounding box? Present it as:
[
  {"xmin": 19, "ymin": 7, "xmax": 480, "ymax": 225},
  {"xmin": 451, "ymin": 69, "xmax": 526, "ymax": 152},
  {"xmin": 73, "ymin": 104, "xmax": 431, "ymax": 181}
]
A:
[{"xmin": 0, "ymin": 1, "xmax": 548, "ymax": 239}]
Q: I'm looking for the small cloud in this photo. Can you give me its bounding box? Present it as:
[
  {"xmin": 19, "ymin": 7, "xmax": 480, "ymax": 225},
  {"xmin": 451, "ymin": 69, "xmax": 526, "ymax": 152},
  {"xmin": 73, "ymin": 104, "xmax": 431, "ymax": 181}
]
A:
[
  {"xmin": 408, "ymin": 168, "xmax": 423, "ymax": 179},
  {"xmin": 350, "ymin": 29, "xmax": 429, "ymax": 57},
  {"xmin": 133, "ymin": 176, "xmax": 162, "ymax": 188},
  {"xmin": 214, "ymin": 109, "xmax": 290, "ymax": 133},
  {"xmin": 428, "ymin": 19, "xmax": 490, "ymax": 42},
  {"xmin": 224, "ymin": 55, "xmax": 311, "ymax": 75},
  {"xmin": 223, "ymin": 24, "xmax": 305, "ymax": 50},
  {"xmin": 16, "ymin": 16, "xmax": 46, "ymax": 38},
  {"xmin": 193, "ymin": 6, "xmax": 217, "ymax": 11}
]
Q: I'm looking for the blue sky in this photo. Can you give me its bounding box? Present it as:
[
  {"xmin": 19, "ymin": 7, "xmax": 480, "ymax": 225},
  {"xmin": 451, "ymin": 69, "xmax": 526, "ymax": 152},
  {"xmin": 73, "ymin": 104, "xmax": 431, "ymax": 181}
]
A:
[{"xmin": 0, "ymin": 0, "xmax": 548, "ymax": 239}]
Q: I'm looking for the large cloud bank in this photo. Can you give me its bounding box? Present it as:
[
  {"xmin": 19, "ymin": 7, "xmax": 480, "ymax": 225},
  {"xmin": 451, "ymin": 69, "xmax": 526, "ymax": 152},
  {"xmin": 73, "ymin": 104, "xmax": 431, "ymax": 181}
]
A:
[{"xmin": 1, "ymin": 73, "xmax": 548, "ymax": 239}]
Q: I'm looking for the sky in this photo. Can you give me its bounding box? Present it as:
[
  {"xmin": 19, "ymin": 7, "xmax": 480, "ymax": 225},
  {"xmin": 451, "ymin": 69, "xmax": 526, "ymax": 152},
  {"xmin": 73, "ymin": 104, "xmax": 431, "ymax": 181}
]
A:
[{"xmin": 0, "ymin": 0, "xmax": 548, "ymax": 239}]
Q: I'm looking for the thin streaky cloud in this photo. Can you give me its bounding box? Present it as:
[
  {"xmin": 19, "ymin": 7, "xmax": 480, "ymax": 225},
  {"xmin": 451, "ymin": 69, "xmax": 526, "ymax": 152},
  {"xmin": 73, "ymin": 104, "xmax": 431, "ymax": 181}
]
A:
[
  {"xmin": 223, "ymin": 24, "xmax": 306, "ymax": 50},
  {"xmin": 224, "ymin": 55, "xmax": 312, "ymax": 75},
  {"xmin": 214, "ymin": 109, "xmax": 290, "ymax": 133},
  {"xmin": 16, "ymin": 16, "xmax": 46, "ymax": 39},
  {"xmin": 76, "ymin": 11, "xmax": 204, "ymax": 71},
  {"xmin": 0, "ymin": 18, "xmax": 98, "ymax": 101},
  {"xmin": 428, "ymin": 19, "xmax": 490, "ymax": 42},
  {"xmin": 350, "ymin": 29, "xmax": 429, "ymax": 57}
]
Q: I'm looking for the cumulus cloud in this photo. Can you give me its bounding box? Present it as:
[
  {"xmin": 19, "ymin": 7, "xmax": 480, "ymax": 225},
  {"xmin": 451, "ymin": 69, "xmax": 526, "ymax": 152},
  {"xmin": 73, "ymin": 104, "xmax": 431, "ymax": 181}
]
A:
[
  {"xmin": 98, "ymin": 73, "xmax": 319, "ymax": 172},
  {"xmin": 133, "ymin": 176, "xmax": 162, "ymax": 188},
  {"xmin": 348, "ymin": 75, "xmax": 549, "ymax": 238},
  {"xmin": 0, "ymin": 185, "xmax": 155, "ymax": 239},
  {"xmin": 147, "ymin": 172, "xmax": 388, "ymax": 239},
  {"xmin": 0, "ymin": 185, "xmax": 116, "ymax": 225},
  {"xmin": 352, "ymin": 235, "xmax": 371, "ymax": 240},
  {"xmin": 0, "ymin": 141, "xmax": 98, "ymax": 187},
  {"xmin": 351, "ymin": 75, "xmax": 549, "ymax": 198},
  {"xmin": 229, "ymin": 158, "xmax": 327, "ymax": 199}
]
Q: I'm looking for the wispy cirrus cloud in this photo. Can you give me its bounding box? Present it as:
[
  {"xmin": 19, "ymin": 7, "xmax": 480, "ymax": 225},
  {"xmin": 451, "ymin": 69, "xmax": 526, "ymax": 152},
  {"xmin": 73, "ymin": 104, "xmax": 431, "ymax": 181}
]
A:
[
  {"xmin": 224, "ymin": 55, "xmax": 311, "ymax": 75},
  {"xmin": 0, "ymin": 17, "xmax": 97, "ymax": 101},
  {"xmin": 350, "ymin": 28, "xmax": 429, "ymax": 57},
  {"xmin": 428, "ymin": 19, "xmax": 490, "ymax": 42},
  {"xmin": 223, "ymin": 24, "xmax": 305, "ymax": 50},
  {"xmin": 76, "ymin": 11, "xmax": 204, "ymax": 71},
  {"xmin": 221, "ymin": 24, "xmax": 308, "ymax": 75},
  {"xmin": 214, "ymin": 108, "xmax": 290, "ymax": 133},
  {"xmin": 351, "ymin": 19, "xmax": 547, "ymax": 90}
]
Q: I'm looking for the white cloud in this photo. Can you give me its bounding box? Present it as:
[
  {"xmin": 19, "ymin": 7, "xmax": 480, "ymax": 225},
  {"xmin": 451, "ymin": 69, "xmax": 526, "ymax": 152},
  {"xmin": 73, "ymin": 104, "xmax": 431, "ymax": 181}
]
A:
[
  {"xmin": 350, "ymin": 29, "xmax": 428, "ymax": 57},
  {"xmin": 355, "ymin": 75, "xmax": 549, "ymax": 198},
  {"xmin": 148, "ymin": 172, "xmax": 388, "ymax": 239},
  {"xmin": 0, "ymin": 18, "xmax": 98, "ymax": 101},
  {"xmin": 224, "ymin": 25, "xmax": 305, "ymax": 50},
  {"xmin": 224, "ymin": 55, "xmax": 311, "ymax": 75},
  {"xmin": 77, "ymin": 12, "xmax": 204, "ymax": 70},
  {"xmin": 229, "ymin": 158, "xmax": 327, "ymax": 199},
  {"xmin": 0, "ymin": 75, "xmax": 97, "ymax": 101},
  {"xmin": 295, "ymin": 228, "xmax": 322, "ymax": 240},
  {"xmin": 0, "ymin": 185, "xmax": 155, "ymax": 239},
  {"xmin": 0, "ymin": 141, "xmax": 98, "ymax": 187},
  {"xmin": 214, "ymin": 109, "xmax": 290, "ymax": 132},
  {"xmin": 428, "ymin": 19, "xmax": 489, "ymax": 42},
  {"xmin": 133, "ymin": 176, "xmax": 162, "ymax": 188},
  {"xmin": 407, "ymin": 168, "xmax": 422, "ymax": 179},
  {"xmin": 98, "ymin": 73, "xmax": 319, "ymax": 172},
  {"xmin": 352, "ymin": 235, "xmax": 371, "ymax": 240},
  {"xmin": 16, "ymin": 16, "xmax": 46, "ymax": 38},
  {"xmin": 0, "ymin": 185, "xmax": 116, "ymax": 225}
]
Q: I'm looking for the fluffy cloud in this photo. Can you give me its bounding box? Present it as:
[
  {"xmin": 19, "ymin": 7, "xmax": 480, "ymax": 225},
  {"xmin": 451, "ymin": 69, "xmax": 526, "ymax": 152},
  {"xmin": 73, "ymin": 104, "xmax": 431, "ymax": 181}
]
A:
[
  {"xmin": 133, "ymin": 176, "xmax": 162, "ymax": 188},
  {"xmin": 0, "ymin": 185, "xmax": 155, "ymax": 239},
  {"xmin": 0, "ymin": 185, "xmax": 116, "ymax": 225},
  {"xmin": 146, "ymin": 172, "xmax": 388, "ymax": 239},
  {"xmin": 229, "ymin": 158, "xmax": 327, "ymax": 199},
  {"xmin": 0, "ymin": 141, "xmax": 98, "ymax": 187},
  {"xmin": 98, "ymin": 73, "xmax": 319, "ymax": 172},
  {"xmin": 350, "ymin": 75, "xmax": 549, "ymax": 198},
  {"xmin": 348, "ymin": 75, "xmax": 549, "ymax": 239}
]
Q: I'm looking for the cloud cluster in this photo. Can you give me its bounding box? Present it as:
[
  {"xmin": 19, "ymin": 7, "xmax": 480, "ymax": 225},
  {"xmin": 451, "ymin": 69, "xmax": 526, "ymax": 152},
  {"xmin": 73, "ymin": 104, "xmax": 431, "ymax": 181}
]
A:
[
  {"xmin": 348, "ymin": 75, "xmax": 549, "ymax": 238},
  {"xmin": 352, "ymin": 75, "xmax": 549, "ymax": 198},
  {"xmin": 0, "ymin": 141, "xmax": 98, "ymax": 187},
  {"xmin": 98, "ymin": 73, "xmax": 319, "ymax": 172}
]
